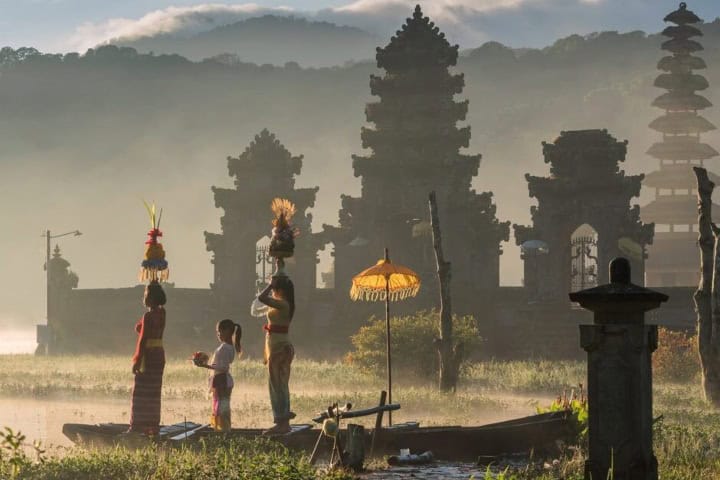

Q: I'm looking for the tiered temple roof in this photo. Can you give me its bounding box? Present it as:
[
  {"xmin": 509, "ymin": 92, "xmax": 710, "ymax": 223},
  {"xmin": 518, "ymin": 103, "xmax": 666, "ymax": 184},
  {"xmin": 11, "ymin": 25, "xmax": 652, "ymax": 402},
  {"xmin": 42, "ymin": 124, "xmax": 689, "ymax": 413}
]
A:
[
  {"xmin": 205, "ymin": 129, "xmax": 317, "ymax": 253},
  {"xmin": 644, "ymin": 2, "xmax": 717, "ymax": 199},
  {"xmin": 643, "ymin": 2, "xmax": 717, "ymax": 286},
  {"xmin": 326, "ymin": 5, "xmax": 509, "ymax": 313}
]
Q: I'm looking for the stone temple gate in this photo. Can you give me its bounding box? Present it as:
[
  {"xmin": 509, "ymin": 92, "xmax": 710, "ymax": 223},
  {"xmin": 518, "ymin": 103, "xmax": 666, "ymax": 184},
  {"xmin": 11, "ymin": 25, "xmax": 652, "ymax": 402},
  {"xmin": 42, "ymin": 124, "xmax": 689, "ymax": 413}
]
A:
[
  {"xmin": 514, "ymin": 130, "xmax": 655, "ymax": 302},
  {"xmin": 205, "ymin": 129, "xmax": 324, "ymax": 353}
]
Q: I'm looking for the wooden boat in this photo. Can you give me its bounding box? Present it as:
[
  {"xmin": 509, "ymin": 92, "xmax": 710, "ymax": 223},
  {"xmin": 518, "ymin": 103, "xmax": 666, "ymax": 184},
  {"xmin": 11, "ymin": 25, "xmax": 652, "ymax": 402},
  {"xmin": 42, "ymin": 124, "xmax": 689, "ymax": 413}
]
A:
[{"xmin": 63, "ymin": 410, "xmax": 573, "ymax": 461}]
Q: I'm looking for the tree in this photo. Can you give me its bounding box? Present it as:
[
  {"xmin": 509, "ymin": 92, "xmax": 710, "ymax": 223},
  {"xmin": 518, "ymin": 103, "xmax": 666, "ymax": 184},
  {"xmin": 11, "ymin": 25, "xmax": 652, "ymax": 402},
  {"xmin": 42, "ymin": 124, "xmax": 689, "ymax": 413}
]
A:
[
  {"xmin": 429, "ymin": 191, "xmax": 464, "ymax": 392},
  {"xmin": 693, "ymin": 166, "xmax": 720, "ymax": 405}
]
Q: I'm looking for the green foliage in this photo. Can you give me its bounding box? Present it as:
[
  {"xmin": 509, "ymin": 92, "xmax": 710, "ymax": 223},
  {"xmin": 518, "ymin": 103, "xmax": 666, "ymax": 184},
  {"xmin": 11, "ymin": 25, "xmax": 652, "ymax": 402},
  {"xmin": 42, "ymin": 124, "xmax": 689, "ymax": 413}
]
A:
[
  {"xmin": 1, "ymin": 427, "xmax": 29, "ymax": 479},
  {"xmin": 0, "ymin": 427, "xmax": 46, "ymax": 479},
  {"xmin": 345, "ymin": 309, "xmax": 482, "ymax": 380},
  {"xmin": 4, "ymin": 356, "xmax": 720, "ymax": 478},
  {"xmin": 536, "ymin": 385, "xmax": 588, "ymax": 445},
  {"xmin": 0, "ymin": 435, "xmax": 353, "ymax": 480}
]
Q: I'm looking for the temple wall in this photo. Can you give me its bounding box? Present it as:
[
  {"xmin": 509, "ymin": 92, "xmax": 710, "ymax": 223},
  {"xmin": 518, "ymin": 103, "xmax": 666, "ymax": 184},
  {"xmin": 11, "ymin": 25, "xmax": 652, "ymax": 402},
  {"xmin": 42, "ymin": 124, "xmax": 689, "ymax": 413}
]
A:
[
  {"xmin": 51, "ymin": 284, "xmax": 699, "ymax": 359},
  {"xmin": 53, "ymin": 285, "xmax": 215, "ymax": 356},
  {"xmin": 646, "ymin": 287, "xmax": 696, "ymax": 330}
]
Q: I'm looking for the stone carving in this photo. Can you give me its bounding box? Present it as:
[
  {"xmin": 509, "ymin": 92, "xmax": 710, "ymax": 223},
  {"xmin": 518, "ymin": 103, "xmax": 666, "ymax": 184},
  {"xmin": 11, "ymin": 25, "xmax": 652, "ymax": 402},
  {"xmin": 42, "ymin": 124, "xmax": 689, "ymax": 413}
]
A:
[
  {"xmin": 514, "ymin": 130, "xmax": 654, "ymax": 301},
  {"xmin": 571, "ymin": 258, "xmax": 666, "ymax": 480}
]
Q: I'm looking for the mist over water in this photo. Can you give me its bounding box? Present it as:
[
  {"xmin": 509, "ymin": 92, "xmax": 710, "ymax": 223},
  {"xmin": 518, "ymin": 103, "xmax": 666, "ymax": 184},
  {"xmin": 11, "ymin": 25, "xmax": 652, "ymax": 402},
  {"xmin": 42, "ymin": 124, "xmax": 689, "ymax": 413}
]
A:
[{"xmin": 0, "ymin": 328, "xmax": 36, "ymax": 354}]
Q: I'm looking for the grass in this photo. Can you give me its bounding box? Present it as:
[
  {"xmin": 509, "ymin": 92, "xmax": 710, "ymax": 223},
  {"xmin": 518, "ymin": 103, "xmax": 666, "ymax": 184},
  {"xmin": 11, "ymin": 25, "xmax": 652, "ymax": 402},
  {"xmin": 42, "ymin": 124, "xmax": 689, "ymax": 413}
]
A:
[
  {"xmin": 0, "ymin": 355, "xmax": 510, "ymax": 430},
  {"xmin": 0, "ymin": 355, "xmax": 581, "ymax": 399},
  {"xmin": 1, "ymin": 355, "xmax": 719, "ymax": 479},
  {"xmin": 0, "ymin": 355, "xmax": 379, "ymax": 399},
  {"xmin": 463, "ymin": 360, "xmax": 586, "ymax": 393},
  {"xmin": 1, "ymin": 434, "xmax": 355, "ymax": 480}
]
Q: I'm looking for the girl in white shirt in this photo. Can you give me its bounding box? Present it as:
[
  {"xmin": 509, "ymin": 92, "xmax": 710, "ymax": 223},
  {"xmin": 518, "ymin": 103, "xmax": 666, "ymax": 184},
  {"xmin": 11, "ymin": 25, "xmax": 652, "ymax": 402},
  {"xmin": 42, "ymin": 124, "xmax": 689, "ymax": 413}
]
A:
[{"xmin": 199, "ymin": 319, "xmax": 241, "ymax": 431}]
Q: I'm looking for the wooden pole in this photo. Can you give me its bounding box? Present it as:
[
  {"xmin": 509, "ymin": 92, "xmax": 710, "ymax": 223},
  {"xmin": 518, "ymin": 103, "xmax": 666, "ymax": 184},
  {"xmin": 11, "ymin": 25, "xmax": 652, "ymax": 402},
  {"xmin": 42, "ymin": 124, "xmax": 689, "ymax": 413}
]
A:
[
  {"xmin": 369, "ymin": 390, "xmax": 387, "ymax": 457},
  {"xmin": 332, "ymin": 403, "xmax": 345, "ymax": 468},
  {"xmin": 308, "ymin": 431, "xmax": 324, "ymax": 465},
  {"xmin": 45, "ymin": 230, "xmax": 51, "ymax": 356},
  {"xmin": 428, "ymin": 191, "xmax": 458, "ymax": 392},
  {"xmin": 694, "ymin": 167, "xmax": 720, "ymax": 405},
  {"xmin": 344, "ymin": 424, "xmax": 365, "ymax": 472},
  {"xmin": 384, "ymin": 247, "xmax": 392, "ymax": 425}
]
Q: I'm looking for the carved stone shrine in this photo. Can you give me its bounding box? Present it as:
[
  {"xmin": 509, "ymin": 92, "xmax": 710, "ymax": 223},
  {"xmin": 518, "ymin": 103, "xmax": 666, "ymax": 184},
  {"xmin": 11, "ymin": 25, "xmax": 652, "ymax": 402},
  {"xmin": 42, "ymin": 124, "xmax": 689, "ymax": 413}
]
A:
[{"xmin": 570, "ymin": 257, "xmax": 668, "ymax": 480}]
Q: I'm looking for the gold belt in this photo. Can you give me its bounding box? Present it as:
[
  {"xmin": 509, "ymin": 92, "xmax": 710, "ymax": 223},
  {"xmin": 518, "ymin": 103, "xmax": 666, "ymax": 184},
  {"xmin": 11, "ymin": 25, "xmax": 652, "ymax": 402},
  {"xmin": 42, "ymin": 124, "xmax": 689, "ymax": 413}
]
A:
[{"xmin": 145, "ymin": 339, "xmax": 163, "ymax": 348}]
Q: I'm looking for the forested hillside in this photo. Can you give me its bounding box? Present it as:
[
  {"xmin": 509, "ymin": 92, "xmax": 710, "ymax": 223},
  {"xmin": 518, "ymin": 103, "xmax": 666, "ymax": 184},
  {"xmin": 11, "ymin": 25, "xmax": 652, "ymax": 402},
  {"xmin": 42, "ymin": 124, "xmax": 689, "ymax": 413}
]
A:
[{"xmin": 1, "ymin": 20, "xmax": 718, "ymax": 325}]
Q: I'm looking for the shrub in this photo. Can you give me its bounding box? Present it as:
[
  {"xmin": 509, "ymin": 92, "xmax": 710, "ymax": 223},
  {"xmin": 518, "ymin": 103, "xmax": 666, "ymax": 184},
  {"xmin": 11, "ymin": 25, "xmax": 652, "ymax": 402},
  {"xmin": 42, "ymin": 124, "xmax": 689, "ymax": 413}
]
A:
[
  {"xmin": 345, "ymin": 309, "xmax": 482, "ymax": 381},
  {"xmin": 536, "ymin": 385, "xmax": 588, "ymax": 446},
  {"xmin": 653, "ymin": 327, "xmax": 700, "ymax": 381}
]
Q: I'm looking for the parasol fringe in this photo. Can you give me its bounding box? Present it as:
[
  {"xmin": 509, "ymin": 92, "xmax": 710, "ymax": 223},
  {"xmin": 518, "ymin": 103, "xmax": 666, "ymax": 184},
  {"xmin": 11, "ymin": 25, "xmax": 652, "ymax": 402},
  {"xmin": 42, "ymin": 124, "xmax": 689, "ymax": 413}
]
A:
[{"xmin": 350, "ymin": 284, "xmax": 420, "ymax": 302}]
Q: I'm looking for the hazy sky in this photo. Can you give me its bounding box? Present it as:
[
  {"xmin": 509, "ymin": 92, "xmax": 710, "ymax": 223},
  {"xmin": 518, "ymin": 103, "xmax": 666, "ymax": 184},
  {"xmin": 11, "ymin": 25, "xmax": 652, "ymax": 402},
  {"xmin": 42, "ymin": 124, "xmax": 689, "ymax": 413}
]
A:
[{"xmin": 1, "ymin": 1, "xmax": 717, "ymax": 53}]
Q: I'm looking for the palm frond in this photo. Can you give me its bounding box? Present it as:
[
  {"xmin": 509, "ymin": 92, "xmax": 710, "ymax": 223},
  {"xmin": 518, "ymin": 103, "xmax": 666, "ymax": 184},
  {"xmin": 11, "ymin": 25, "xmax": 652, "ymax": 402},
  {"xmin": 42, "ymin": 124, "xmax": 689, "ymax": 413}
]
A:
[
  {"xmin": 142, "ymin": 199, "xmax": 157, "ymax": 229},
  {"xmin": 271, "ymin": 198, "xmax": 296, "ymax": 221}
]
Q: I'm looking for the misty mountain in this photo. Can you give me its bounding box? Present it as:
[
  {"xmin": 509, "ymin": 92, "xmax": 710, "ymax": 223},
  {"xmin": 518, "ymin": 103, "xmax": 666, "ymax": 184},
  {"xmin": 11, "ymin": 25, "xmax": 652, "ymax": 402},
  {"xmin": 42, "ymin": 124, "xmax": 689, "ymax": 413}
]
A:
[
  {"xmin": 1, "ymin": 21, "xmax": 719, "ymax": 328},
  {"xmin": 111, "ymin": 15, "xmax": 379, "ymax": 67}
]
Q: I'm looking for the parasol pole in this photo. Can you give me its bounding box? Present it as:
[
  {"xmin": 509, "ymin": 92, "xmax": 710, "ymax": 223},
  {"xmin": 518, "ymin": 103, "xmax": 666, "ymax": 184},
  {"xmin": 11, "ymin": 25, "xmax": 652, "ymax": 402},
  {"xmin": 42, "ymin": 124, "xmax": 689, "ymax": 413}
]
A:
[{"xmin": 384, "ymin": 247, "xmax": 392, "ymax": 426}]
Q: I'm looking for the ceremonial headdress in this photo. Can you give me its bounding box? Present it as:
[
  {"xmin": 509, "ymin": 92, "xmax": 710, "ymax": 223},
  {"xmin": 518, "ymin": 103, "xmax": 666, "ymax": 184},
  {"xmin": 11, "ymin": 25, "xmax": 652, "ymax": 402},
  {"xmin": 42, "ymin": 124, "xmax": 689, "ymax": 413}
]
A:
[
  {"xmin": 268, "ymin": 198, "xmax": 299, "ymax": 273},
  {"xmin": 139, "ymin": 201, "xmax": 169, "ymax": 283}
]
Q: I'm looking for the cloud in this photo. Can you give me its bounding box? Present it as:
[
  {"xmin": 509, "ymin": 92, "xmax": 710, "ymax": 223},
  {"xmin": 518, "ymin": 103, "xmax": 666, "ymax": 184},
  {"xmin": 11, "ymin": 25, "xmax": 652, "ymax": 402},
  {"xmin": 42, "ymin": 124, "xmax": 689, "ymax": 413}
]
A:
[
  {"xmin": 62, "ymin": 0, "xmax": 715, "ymax": 53},
  {"xmin": 67, "ymin": 3, "xmax": 292, "ymax": 51},
  {"xmin": 62, "ymin": 0, "xmax": 568, "ymax": 52},
  {"xmin": 334, "ymin": 0, "xmax": 527, "ymax": 14},
  {"xmin": 319, "ymin": 0, "xmax": 560, "ymax": 47}
]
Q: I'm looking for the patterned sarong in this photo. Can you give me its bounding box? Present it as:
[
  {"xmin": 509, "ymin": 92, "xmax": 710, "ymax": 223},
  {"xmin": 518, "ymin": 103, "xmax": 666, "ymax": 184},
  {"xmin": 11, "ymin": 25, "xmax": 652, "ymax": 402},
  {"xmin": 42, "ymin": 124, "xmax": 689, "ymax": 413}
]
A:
[
  {"xmin": 210, "ymin": 373, "xmax": 232, "ymax": 432},
  {"xmin": 268, "ymin": 343, "xmax": 294, "ymax": 423},
  {"xmin": 130, "ymin": 347, "xmax": 165, "ymax": 434}
]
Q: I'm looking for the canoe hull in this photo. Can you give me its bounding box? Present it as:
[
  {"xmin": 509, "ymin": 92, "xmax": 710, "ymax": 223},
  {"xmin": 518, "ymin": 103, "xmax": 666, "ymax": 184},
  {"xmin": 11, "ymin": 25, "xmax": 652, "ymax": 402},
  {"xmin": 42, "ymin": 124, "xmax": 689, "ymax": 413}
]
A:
[{"xmin": 63, "ymin": 411, "xmax": 572, "ymax": 461}]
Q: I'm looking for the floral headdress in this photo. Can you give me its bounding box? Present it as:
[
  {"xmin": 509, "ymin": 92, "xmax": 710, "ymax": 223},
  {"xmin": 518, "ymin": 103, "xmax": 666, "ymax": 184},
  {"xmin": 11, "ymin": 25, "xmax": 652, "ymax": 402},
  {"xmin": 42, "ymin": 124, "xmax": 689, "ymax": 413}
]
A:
[
  {"xmin": 139, "ymin": 201, "xmax": 169, "ymax": 282},
  {"xmin": 268, "ymin": 198, "xmax": 300, "ymax": 275}
]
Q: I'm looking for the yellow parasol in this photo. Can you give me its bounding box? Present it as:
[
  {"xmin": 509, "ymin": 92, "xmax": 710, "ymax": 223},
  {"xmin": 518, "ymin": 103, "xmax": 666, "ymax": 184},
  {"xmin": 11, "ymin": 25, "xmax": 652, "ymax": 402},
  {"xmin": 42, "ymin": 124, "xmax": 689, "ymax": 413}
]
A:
[{"xmin": 350, "ymin": 248, "xmax": 421, "ymax": 425}]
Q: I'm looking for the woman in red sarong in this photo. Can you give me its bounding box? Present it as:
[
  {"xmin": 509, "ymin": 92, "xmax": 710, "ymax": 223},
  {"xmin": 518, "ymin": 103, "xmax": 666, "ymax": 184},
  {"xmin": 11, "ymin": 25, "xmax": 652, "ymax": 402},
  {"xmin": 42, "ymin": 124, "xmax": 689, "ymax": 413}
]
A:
[{"xmin": 128, "ymin": 281, "xmax": 167, "ymax": 434}]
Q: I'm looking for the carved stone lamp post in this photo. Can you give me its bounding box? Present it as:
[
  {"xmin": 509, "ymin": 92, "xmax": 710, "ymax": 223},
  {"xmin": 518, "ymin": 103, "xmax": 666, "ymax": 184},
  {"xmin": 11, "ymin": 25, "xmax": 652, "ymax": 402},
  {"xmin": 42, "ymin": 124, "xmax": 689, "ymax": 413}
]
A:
[{"xmin": 569, "ymin": 257, "xmax": 667, "ymax": 480}]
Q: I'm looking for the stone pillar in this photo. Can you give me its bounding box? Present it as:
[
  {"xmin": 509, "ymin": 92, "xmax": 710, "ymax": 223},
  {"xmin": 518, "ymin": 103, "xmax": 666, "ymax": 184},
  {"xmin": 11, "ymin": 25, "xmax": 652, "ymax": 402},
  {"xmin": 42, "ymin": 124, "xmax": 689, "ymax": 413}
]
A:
[{"xmin": 569, "ymin": 257, "xmax": 667, "ymax": 480}]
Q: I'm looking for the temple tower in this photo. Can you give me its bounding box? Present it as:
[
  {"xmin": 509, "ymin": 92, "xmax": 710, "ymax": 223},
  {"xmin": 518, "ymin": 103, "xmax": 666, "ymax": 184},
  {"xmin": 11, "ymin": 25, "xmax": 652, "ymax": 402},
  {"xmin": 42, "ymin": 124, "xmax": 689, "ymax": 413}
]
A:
[
  {"xmin": 643, "ymin": 2, "xmax": 718, "ymax": 287},
  {"xmin": 44, "ymin": 246, "xmax": 79, "ymax": 354},
  {"xmin": 324, "ymin": 5, "xmax": 509, "ymax": 319},
  {"xmin": 205, "ymin": 129, "xmax": 321, "ymax": 352},
  {"xmin": 514, "ymin": 130, "xmax": 654, "ymax": 302}
]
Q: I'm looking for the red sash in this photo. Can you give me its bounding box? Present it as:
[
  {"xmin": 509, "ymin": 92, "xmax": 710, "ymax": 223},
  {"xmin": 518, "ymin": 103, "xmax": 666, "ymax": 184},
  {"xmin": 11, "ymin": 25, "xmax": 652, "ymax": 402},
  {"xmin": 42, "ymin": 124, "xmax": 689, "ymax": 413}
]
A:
[{"xmin": 263, "ymin": 324, "xmax": 289, "ymax": 334}]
